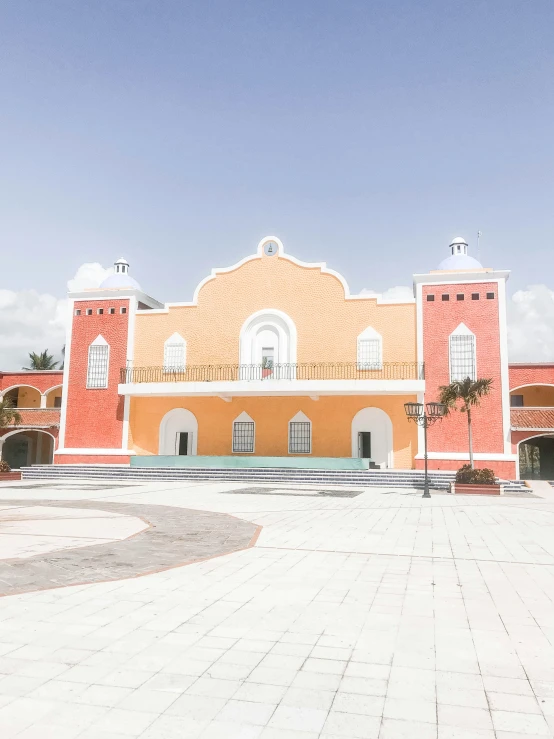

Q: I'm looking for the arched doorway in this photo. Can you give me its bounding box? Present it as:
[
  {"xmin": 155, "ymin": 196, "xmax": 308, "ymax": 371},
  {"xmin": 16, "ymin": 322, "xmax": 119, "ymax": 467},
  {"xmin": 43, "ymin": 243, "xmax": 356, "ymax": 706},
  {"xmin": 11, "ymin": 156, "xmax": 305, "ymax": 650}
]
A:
[
  {"xmin": 518, "ymin": 435, "xmax": 554, "ymax": 480},
  {"xmin": 1, "ymin": 430, "xmax": 55, "ymax": 469},
  {"xmin": 351, "ymin": 407, "xmax": 394, "ymax": 468},
  {"xmin": 158, "ymin": 409, "xmax": 198, "ymax": 455}
]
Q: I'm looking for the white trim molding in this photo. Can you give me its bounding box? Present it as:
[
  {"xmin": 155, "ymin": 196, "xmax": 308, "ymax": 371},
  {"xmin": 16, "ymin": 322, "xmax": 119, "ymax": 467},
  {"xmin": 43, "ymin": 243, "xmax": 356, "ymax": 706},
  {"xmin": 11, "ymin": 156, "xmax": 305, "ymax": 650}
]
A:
[
  {"xmin": 55, "ymin": 448, "xmax": 136, "ymax": 455},
  {"xmin": 58, "ymin": 298, "xmax": 74, "ymax": 449},
  {"xmin": 119, "ymin": 378, "xmax": 425, "ymax": 398}
]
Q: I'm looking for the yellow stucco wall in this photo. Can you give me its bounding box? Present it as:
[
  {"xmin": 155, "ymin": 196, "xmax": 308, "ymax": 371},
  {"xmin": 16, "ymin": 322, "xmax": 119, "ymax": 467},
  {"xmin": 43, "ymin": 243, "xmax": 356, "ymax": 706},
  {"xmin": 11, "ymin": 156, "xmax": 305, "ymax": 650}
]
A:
[
  {"xmin": 17, "ymin": 387, "xmax": 41, "ymax": 408},
  {"xmin": 133, "ymin": 249, "xmax": 416, "ymax": 366},
  {"xmin": 46, "ymin": 387, "xmax": 63, "ymax": 408},
  {"xmin": 129, "ymin": 395, "xmax": 418, "ymax": 468},
  {"xmin": 511, "ymin": 386, "xmax": 554, "ymax": 406}
]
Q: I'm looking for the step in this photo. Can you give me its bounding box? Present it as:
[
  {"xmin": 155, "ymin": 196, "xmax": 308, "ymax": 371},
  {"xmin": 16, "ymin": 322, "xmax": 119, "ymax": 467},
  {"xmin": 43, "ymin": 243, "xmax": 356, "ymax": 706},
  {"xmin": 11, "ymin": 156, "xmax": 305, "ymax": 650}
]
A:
[{"xmin": 20, "ymin": 464, "xmax": 527, "ymax": 492}]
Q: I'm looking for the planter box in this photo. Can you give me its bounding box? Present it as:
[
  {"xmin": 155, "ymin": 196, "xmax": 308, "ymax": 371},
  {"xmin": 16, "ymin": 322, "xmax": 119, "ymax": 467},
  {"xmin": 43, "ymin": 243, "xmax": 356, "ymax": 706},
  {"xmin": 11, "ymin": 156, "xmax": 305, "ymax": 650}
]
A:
[
  {"xmin": 0, "ymin": 472, "xmax": 21, "ymax": 482},
  {"xmin": 450, "ymin": 482, "xmax": 503, "ymax": 495}
]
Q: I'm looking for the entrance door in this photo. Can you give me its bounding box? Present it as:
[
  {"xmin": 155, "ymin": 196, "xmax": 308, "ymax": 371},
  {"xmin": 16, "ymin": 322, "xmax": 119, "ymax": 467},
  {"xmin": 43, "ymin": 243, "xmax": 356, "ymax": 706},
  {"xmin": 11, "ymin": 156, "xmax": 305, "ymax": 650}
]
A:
[
  {"xmin": 358, "ymin": 431, "xmax": 371, "ymax": 458},
  {"xmin": 176, "ymin": 432, "xmax": 189, "ymax": 455}
]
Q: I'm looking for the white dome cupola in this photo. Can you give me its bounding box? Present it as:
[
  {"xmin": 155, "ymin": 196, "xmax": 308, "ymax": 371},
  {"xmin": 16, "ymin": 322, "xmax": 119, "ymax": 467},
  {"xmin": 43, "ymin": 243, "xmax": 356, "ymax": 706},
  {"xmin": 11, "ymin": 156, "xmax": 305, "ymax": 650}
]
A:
[
  {"xmin": 437, "ymin": 236, "xmax": 483, "ymax": 271},
  {"xmin": 449, "ymin": 237, "xmax": 468, "ymax": 256},
  {"xmin": 114, "ymin": 257, "xmax": 130, "ymax": 275},
  {"xmin": 99, "ymin": 257, "xmax": 142, "ymax": 290}
]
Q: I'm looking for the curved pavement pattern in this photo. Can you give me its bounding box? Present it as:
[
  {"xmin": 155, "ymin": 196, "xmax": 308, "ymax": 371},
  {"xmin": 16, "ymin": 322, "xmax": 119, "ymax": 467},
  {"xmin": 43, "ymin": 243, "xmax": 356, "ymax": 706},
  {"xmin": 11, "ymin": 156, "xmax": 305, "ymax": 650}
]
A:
[{"xmin": 0, "ymin": 500, "xmax": 260, "ymax": 597}]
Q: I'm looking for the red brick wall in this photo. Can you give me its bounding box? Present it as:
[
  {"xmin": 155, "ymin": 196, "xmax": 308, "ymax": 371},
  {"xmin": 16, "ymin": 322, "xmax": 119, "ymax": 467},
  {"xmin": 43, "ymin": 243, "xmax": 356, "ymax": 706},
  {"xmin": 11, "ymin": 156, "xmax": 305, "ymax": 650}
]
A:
[
  {"xmin": 0, "ymin": 371, "xmax": 63, "ymax": 394},
  {"xmin": 415, "ymin": 458, "xmax": 517, "ymax": 478},
  {"xmin": 422, "ymin": 282, "xmax": 504, "ymax": 454},
  {"xmin": 509, "ymin": 364, "xmax": 554, "ymax": 390},
  {"xmin": 56, "ymin": 455, "xmax": 130, "ymax": 464},
  {"xmin": 63, "ymin": 299, "xmax": 129, "ymax": 449}
]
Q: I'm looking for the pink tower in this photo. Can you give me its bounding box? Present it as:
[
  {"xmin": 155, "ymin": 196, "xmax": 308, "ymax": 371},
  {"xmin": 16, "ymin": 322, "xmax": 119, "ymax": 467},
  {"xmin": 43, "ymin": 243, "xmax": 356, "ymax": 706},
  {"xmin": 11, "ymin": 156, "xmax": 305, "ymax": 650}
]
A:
[{"xmin": 414, "ymin": 237, "xmax": 516, "ymax": 479}]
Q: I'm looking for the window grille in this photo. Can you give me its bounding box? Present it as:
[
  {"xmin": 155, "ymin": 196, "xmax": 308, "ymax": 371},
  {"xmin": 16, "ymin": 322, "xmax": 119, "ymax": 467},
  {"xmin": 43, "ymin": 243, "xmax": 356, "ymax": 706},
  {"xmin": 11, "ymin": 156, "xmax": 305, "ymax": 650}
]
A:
[
  {"xmin": 163, "ymin": 342, "xmax": 186, "ymax": 371},
  {"xmin": 232, "ymin": 421, "xmax": 255, "ymax": 453},
  {"xmin": 87, "ymin": 344, "xmax": 109, "ymax": 388},
  {"xmin": 449, "ymin": 334, "xmax": 476, "ymax": 381},
  {"xmin": 357, "ymin": 339, "xmax": 382, "ymax": 370},
  {"xmin": 289, "ymin": 421, "xmax": 311, "ymax": 454}
]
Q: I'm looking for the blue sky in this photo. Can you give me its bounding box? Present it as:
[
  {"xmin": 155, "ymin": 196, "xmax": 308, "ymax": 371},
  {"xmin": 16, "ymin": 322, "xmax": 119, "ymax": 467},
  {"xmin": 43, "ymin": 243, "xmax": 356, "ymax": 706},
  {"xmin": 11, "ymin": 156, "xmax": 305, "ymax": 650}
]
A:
[{"xmin": 1, "ymin": 0, "xmax": 553, "ymax": 306}]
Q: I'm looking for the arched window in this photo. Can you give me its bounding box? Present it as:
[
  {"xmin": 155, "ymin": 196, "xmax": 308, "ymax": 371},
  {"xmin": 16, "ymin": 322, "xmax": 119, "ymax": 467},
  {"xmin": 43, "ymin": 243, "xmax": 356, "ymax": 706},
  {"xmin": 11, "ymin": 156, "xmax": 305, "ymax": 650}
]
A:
[
  {"xmin": 163, "ymin": 333, "xmax": 186, "ymax": 372},
  {"xmin": 232, "ymin": 412, "xmax": 255, "ymax": 453},
  {"xmin": 239, "ymin": 310, "xmax": 297, "ymax": 379},
  {"xmin": 288, "ymin": 411, "xmax": 311, "ymax": 454},
  {"xmin": 449, "ymin": 323, "xmax": 476, "ymax": 381},
  {"xmin": 357, "ymin": 326, "xmax": 383, "ymax": 370},
  {"xmin": 87, "ymin": 336, "xmax": 110, "ymax": 388}
]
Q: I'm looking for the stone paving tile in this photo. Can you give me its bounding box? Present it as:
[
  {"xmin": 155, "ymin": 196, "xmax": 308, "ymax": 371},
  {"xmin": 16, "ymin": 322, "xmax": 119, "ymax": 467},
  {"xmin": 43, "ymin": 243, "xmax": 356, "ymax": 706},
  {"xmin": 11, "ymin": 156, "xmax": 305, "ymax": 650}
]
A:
[
  {"xmin": 0, "ymin": 480, "xmax": 553, "ymax": 737},
  {"xmin": 0, "ymin": 499, "xmax": 259, "ymax": 596}
]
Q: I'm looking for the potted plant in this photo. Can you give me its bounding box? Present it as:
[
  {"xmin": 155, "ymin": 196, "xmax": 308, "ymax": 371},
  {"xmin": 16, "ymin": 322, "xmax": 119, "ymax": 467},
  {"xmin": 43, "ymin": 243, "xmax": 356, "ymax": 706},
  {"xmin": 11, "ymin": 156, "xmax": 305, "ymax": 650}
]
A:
[
  {"xmin": 450, "ymin": 464, "xmax": 503, "ymax": 495},
  {"xmin": 0, "ymin": 460, "xmax": 21, "ymax": 482}
]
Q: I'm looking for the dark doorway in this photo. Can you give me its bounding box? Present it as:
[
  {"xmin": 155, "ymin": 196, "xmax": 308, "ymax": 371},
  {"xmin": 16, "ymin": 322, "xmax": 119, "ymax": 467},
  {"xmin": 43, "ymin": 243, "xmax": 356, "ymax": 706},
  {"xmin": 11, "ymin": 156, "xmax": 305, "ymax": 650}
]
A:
[
  {"xmin": 176, "ymin": 432, "xmax": 189, "ymax": 455},
  {"xmin": 358, "ymin": 431, "xmax": 371, "ymax": 458},
  {"xmin": 519, "ymin": 437, "xmax": 554, "ymax": 479}
]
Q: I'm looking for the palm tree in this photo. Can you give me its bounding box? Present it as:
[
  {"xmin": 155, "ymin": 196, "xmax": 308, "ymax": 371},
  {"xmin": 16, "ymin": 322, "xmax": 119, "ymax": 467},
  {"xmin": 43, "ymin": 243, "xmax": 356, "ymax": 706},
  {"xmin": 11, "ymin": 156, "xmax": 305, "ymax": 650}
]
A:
[
  {"xmin": 23, "ymin": 350, "xmax": 59, "ymax": 370},
  {"xmin": 0, "ymin": 398, "xmax": 22, "ymax": 429},
  {"xmin": 439, "ymin": 377, "xmax": 493, "ymax": 469}
]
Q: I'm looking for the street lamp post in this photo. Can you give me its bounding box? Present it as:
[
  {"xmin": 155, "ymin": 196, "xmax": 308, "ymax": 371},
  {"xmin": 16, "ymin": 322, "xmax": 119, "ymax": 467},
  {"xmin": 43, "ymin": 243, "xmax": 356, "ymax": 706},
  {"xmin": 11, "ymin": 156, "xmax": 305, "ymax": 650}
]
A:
[{"xmin": 404, "ymin": 402, "xmax": 447, "ymax": 499}]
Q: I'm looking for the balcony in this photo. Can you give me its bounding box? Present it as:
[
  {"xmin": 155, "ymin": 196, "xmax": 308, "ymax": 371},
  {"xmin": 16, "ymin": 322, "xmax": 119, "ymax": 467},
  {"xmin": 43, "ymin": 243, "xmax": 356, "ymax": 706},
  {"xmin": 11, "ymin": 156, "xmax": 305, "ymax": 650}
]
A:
[
  {"xmin": 511, "ymin": 407, "xmax": 554, "ymax": 431},
  {"xmin": 119, "ymin": 362, "xmax": 425, "ymax": 399},
  {"xmin": 4, "ymin": 408, "xmax": 61, "ymax": 428}
]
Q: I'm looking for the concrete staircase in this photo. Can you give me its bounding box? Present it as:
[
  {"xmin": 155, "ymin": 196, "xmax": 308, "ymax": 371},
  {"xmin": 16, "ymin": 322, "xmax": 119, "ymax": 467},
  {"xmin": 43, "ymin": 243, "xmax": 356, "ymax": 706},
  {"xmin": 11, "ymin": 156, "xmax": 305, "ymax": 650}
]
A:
[{"xmin": 20, "ymin": 464, "xmax": 528, "ymax": 493}]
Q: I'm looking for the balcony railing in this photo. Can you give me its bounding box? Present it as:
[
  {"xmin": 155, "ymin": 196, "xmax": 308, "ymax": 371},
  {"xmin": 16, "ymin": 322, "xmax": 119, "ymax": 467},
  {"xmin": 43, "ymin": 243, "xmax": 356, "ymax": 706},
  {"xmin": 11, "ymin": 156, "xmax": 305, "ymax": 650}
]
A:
[{"xmin": 120, "ymin": 362, "xmax": 425, "ymax": 384}]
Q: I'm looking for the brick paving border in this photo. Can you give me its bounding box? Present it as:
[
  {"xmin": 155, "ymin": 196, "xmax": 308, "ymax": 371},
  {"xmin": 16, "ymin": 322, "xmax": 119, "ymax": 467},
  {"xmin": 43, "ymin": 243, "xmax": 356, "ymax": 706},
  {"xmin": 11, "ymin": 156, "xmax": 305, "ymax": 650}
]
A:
[{"xmin": 0, "ymin": 500, "xmax": 260, "ymax": 597}]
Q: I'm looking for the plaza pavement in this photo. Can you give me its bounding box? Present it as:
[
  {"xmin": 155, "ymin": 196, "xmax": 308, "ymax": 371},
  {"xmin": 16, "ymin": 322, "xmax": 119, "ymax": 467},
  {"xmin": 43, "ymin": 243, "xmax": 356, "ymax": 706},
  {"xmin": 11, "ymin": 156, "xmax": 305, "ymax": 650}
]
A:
[{"xmin": 0, "ymin": 478, "xmax": 553, "ymax": 738}]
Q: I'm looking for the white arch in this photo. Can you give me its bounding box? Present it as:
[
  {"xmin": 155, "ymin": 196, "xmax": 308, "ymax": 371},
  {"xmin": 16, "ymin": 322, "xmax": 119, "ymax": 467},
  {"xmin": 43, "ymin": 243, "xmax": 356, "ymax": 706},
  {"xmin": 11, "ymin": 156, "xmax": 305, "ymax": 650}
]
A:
[
  {"xmin": 1, "ymin": 384, "xmax": 43, "ymax": 397},
  {"xmin": 510, "ymin": 383, "xmax": 554, "ymax": 392},
  {"xmin": 44, "ymin": 384, "xmax": 63, "ymax": 396},
  {"xmin": 0, "ymin": 429, "xmax": 57, "ymax": 466},
  {"xmin": 0, "ymin": 428, "xmax": 57, "ymax": 445},
  {"xmin": 351, "ymin": 407, "xmax": 394, "ymax": 468},
  {"xmin": 158, "ymin": 408, "xmax": 198, "ymax": 455},
  {"xmin": 239, "ymin": 309, "xmax": 298, "ymax": 367}
]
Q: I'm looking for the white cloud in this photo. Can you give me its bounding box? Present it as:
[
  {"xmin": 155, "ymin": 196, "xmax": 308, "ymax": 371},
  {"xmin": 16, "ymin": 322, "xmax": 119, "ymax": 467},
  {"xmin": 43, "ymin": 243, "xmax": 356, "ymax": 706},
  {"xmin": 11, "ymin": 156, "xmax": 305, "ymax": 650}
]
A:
[
  {"xmin": 359, "ymin": 285, "xmax": 414, "ymax": 302},
  {"xmin": 67, "ymin": 262, "xmax": 112, "ymax": 293},
  {"xmin": 508, "ymin": 284, "xmax": 554, "ymax": 362},
  {"xmin": 0, "ymin": 262, "xmax": 111, "ymax": 370}
]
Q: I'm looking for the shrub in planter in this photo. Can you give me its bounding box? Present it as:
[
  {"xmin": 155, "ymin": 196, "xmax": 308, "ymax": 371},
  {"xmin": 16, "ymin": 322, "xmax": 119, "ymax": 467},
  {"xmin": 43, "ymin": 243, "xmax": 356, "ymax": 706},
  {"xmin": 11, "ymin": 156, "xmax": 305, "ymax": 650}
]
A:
[
  {"xmin": 455, "ymin": 464, "xmax": 496, "ymax": 485},
  {"xmin": 0, "ymin": 460, "xmax": 11, "ymax": 473},
  {"xmin": 456, "ymin": 464, "xmax": 496, "ymax": 485}
]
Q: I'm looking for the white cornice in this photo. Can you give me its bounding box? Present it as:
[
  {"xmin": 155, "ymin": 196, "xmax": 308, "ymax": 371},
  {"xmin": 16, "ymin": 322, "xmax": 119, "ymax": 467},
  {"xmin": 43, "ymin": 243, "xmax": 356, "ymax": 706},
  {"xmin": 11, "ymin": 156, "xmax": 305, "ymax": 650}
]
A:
[
  {"xmin": 413, "ymin": 270, "xmax": 510, "ymax": 286},
  {"xmin": 70, "ymin": 288, "xmax": 163, "ymax": 309}
]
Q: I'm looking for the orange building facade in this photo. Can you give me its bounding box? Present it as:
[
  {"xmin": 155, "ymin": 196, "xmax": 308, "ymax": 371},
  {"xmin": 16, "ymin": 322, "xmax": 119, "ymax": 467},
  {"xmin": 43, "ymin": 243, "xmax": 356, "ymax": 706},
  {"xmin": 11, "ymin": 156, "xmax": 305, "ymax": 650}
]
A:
[{"xmin": 39, "ymin": 235, "xmax": 554, "ymax": 479}]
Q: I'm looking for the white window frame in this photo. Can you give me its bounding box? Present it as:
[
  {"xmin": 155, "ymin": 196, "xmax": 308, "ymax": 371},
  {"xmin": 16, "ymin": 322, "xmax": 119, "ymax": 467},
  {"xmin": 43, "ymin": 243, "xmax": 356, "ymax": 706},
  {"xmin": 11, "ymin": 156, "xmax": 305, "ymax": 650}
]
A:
[
  {"xmin": 449, "ymin": 323, "xmax": 477, "ymax": 382},
  {"xmin": 86, "ymin": 335, "xmax": 110, "ymax": 389},
  {"xmin": 357, "ymin": 326, "xmax": 383, "ymax": 370},
  {"xmin": 163, "ymin": 333, "xmax": 187, "ymax": 372},
  {"xmin": 232, "ymin": 412, "xmax": 255, "ymax": 454},
  {"xmin": 288, "ymin": 411, "xmax": 312, "ymax": 455}
]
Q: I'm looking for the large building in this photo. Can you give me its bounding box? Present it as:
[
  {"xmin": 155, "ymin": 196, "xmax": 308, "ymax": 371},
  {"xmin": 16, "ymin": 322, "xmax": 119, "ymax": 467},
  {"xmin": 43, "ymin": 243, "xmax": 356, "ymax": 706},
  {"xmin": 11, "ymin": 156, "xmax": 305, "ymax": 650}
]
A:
[{"xmin": 2, "ymin": 236, "xmax": 554, "ymax": 478}]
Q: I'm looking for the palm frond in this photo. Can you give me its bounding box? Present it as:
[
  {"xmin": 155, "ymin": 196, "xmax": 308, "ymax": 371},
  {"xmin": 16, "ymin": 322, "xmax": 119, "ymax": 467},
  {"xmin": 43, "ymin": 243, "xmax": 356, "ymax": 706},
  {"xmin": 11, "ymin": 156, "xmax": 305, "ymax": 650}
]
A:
[{"xmin": 0, "ymin": 399, "xmax": 22, "ymax": 429}]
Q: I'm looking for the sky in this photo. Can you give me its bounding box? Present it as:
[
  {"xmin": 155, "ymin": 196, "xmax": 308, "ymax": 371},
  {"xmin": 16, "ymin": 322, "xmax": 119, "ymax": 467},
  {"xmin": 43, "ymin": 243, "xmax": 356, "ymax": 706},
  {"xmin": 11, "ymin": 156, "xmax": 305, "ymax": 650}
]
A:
[{"xmin": 1, "ymin": 0, "xmax": 554, "ymax": 367}]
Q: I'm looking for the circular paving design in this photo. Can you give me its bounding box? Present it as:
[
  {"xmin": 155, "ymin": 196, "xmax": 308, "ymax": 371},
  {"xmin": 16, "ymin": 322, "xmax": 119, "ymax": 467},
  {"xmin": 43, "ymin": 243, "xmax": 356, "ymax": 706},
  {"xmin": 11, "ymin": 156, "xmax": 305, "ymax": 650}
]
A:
[{"xmin": 0, "ymin": 500, "xmax": 260, "ymax": 597}]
